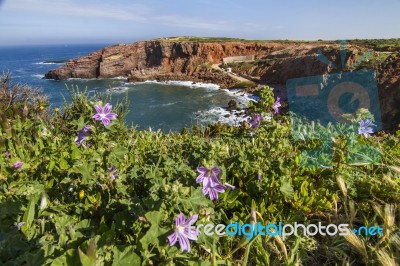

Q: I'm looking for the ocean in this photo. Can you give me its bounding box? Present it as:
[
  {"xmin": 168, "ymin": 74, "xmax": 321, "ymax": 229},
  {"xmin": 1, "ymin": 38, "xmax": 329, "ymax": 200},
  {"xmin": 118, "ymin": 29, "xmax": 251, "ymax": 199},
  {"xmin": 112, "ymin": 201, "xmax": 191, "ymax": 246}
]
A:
[{"xmin": 0, "ymin": 44, "xmax": 252, "ymax": 132}]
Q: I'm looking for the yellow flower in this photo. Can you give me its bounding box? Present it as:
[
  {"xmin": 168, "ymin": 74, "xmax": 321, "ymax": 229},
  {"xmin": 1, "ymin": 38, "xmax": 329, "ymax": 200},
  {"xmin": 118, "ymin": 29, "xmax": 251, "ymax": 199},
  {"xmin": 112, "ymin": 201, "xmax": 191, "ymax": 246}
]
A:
[
  {"xmin": 54, "ymin": 108, "xmax": 59, "ymax": 113},
  {"xmin": 79, "ymin": 190, "xmax": 85, "ymax": 199},
  {"xmin": 39, "ymin": 105, "xmax": 45, "ymax": 110}
]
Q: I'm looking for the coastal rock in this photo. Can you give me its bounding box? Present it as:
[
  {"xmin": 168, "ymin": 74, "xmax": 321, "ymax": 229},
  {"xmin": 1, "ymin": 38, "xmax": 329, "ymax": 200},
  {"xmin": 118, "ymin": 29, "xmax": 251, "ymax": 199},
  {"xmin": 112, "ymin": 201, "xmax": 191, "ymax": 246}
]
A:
[{"xmin": 227, "ymin": 100, "xmax": 238, "ymax": 111}]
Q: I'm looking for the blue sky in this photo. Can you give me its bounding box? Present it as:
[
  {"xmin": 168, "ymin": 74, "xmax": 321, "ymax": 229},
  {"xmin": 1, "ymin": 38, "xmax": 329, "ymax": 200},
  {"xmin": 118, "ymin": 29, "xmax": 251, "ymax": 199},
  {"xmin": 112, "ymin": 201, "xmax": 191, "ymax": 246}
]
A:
[{"xmin": 0, "ymin": 0, "xmax": 399, "ymax": 45}]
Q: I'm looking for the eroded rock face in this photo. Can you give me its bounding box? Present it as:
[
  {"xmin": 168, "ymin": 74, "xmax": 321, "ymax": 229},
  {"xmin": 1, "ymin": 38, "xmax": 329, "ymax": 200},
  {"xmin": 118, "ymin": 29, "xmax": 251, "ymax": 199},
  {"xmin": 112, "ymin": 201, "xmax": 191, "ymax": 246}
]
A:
[{"xmin": 45, "ymin": 41, "xmax": 285, "ymax": 85}]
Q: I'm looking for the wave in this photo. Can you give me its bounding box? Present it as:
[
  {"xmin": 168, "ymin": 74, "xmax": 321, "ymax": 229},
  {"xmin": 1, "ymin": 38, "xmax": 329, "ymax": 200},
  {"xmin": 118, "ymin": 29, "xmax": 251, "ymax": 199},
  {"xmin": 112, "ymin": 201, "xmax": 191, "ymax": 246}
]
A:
[
  {"xmin": 193, "ymin": 107, "xmax": 248, "ymax": 127},
  {"xmin": 108, "ymin": 86, "xmax": 130, "ymax": 93},
  {"xmin": 66, "ymin": 76, "xmax": 127, "ymax": 81},
  {"xmin": 139, "ymin": 80, "xmax": 221, "ymax": 91},
  {"xmin": 31, "ymin": 74, "xmax": 44, "ymax": 79},
  {"xmin": 33, "ymin": 61, "xmax": 66, "ymax": 65},
  {"xmin": 149, "ymin": 101, "xmax": 181, "ymax": 108}
]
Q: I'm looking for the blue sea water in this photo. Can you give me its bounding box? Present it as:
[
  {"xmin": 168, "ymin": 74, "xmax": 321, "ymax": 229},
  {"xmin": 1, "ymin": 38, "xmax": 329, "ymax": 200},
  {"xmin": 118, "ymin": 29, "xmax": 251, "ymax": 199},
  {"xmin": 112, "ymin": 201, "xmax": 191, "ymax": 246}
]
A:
[{"xmin": 0, "ymin": 44, "xmax": 251, "ymax": 132}]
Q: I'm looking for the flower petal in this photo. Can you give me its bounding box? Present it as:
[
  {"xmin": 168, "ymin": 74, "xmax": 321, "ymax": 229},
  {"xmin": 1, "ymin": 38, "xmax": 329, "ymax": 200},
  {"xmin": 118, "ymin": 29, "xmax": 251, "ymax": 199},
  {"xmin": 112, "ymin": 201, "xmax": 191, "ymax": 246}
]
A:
[
  {"xmin": 106, "ymin": 113, "xmax": 118, "ymax": 120},
  {"xmin": 209, "ymin": 189, "xmax": 218, "ymax": 200},
  {"xmin": 177, "ymin": 234, "xmax": 190, "ymax": 252},
  {"xmin": 93, "ymin": 114, "xmax": 102, "ymax": 120},
  {"xmin": 196, "ymin": 173, "xmax": 205, "ymax": 183},
  {"xmin": 202, "ymin": 185, "xmax": 209, "ymax": 196},
  {"xmin": 184, "ymin": 227, "xmax": 198, "ymax": 241},
  {"xmin": 103, "ymin": 103, "xmax": 112, "ymax": 113},
  {"xmin": 211, "ymin": 166, "xmax": 220, "ymax": 176},
  {"xmin": 185, "ymin": 214, "xmax": 198, "ymax": 226},
  {"xmin": 94, "ymin": 105, "xmax": 102, "ymax": 114},
  {"xmin": 102, "ymin": 118, "xmax": 111, "ymax": 127},
  {"xmin": 196, "ymin": 166, "xmax": 208, "ymax": 174},
  {"xmin": 175, "ymin": 213, "xmax": 185, "ymax": 226},
  {"xmin": 168, "ymin": 232, "xmax": 178, "ymax": 246},
  {"xmin": 213, "ymin": 184, "xmax": 226, "ymax": 193}
]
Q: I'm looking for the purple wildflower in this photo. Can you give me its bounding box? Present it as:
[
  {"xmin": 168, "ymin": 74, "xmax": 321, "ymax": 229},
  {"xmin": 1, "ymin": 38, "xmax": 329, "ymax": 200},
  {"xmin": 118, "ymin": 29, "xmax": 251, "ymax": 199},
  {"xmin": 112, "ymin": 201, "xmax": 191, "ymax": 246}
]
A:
[
  {"xmin": 92, "ymin": 103, "xmax": 118, "ymax": 127},
  {"xmin": 4, "ymin": 151, "xmax": 11, "ymax": 158},
  {"xmin": 196, "ymin": 166, "xmax": 226, "ymax": 201},
  {"xmin": 273, "ymin": 97, "xmax": 281, "ymax": 114},
  {"xmin": 75, "ymin": 126, "xmax": 91, "ymax": 145},
  {"xmin": 258, "ymin": 172, "xmax": 262, "ymax": 181},
  {"xmin": 13, "ymin": 161, "xmax": 23, "ymax": 169},
  {"xmin": 247, "ymin": 113, "xmax": 263, "ymax": 129},
  {"xmin": 224, "ymin": 183, "xmax": 236, "ymax": 190},
  {"xmin": 358, "ymin": 119, "xmax": 374, "ymax": 138},
  {"xmin": 168, "ymin": 213, "xmax": 198, "ymax": 252},
  {"xmin": 108, "ymin": 165, "xmax": 119, "ymax": 181}
]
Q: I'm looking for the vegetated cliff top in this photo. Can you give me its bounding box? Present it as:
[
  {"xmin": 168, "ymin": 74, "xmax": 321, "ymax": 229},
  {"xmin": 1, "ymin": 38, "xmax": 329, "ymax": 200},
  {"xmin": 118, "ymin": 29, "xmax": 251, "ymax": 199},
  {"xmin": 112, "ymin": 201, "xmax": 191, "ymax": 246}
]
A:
[
  {"xmin": 153, "ymin": 36, "xmax": 335, "ymax": 44},
  {"xmin": 152, "ymin": 36, "xmax": 400, "ymax": 49}
]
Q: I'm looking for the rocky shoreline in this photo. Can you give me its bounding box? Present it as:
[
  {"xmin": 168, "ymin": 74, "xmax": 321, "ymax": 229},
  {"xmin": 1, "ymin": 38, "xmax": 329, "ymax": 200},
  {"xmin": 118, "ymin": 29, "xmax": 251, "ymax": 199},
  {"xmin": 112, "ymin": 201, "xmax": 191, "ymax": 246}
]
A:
[{"xmin": 45, "ymin": 38, "xmax": 400, "ymax": 131}]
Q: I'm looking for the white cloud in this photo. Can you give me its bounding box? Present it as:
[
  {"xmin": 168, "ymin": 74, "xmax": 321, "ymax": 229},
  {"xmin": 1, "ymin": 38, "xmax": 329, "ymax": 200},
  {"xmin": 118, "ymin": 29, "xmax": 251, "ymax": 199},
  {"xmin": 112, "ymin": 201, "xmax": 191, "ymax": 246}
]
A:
[{"xmin": 1, "ymin": 0, "xmax": 238, "ymax": 31}]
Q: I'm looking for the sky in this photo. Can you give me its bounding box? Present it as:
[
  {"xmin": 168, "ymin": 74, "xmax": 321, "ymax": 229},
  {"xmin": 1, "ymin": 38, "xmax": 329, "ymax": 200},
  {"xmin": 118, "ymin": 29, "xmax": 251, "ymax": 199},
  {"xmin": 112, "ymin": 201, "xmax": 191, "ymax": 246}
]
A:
[{"xmin": 0, "ymin": 0, "xmax": 399, "ymax": 46}]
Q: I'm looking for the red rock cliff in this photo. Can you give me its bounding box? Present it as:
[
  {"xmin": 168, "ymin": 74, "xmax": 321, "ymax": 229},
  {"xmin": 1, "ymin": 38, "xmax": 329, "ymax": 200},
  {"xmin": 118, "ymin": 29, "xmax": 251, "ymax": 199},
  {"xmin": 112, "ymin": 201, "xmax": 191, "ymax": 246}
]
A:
[{"xmin": 45, "ymin": 40, "xmax": 282, "ymax": 82}]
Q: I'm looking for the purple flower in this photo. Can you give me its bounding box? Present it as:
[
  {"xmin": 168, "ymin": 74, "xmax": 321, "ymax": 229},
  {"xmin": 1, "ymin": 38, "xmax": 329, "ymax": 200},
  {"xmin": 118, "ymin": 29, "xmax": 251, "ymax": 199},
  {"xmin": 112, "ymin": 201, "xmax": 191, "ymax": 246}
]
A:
[
  {"xmin": 13, "ymin": 161, "xmax": 23, "ymax": 169},
  {"xmin": 92, "ymin": 103, "xmax": 118, "ymax": 127},
  {"xmin": 75, "ymin": 126, "xmax": 91, "ymax": 145},
  {"xmin": 224, "ymin": 183, "xmax": 235, "ymax": 190},
  {"xmin": 273, "ymin": 97, "xmax": 281, "ymax": 114},
  {"xmin": 168, "ymin": 213, "xmax": 198, "ymax": 252},
  {"xmin": 4, "ymin": 151, "xmax": 11, "ymax": 158},
  {"xmin": 247, "ymin": 113, "xmax": 263, "ymax": 129},
  {"xmin": 358, "ymin": 119, "xmax": 374, "ymax": 138},
  {"xmin": 196, "ymin": 166, "xmax": 226, "ymax": 201},
  {"xmin": 108, "ymin": 165, "xmax": 119, "ymax": 181},
  {"xmin": 258, "ymin": 172, "xmax": 262, "ymax": 181}
]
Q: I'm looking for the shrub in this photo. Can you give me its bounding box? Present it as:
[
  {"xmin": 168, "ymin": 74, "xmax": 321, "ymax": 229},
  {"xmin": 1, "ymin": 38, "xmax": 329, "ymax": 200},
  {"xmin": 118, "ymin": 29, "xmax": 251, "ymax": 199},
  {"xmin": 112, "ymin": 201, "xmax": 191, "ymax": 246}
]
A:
[{"xmin": 0, "ymin": 81, "xmax": 399, "ymax": 265}]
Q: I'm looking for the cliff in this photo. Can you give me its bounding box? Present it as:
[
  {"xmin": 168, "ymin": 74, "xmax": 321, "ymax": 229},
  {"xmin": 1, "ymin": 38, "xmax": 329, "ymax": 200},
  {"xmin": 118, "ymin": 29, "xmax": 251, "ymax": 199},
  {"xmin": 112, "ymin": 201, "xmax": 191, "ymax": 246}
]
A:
[
  {"xmin": 45, "ymin": 39, "xmax": 329, "ymax": 88},
  {"xmin": 45, "ymin": 38, "xmax": 400, "ymax": 131}
]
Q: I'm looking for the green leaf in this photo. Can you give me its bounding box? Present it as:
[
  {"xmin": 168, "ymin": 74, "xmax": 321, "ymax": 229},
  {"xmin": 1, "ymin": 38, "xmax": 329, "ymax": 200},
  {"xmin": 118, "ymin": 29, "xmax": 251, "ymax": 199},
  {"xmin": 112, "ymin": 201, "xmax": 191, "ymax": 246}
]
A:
[
  {"xmin": 78, "ymin": 248, "xmax": 94, "ymax": 266},
  {"xmin": 112, "ymin": 246, "xmax": 141, "ymax": 266},
  {"xmin": 78, "ymin": 239, "xmax": 96, "ymax": 266},
  {"xmin": 111, "ymin": 146, "xmax": 129, "ymax": 160},
  {"xmin": 179, "ymin": 188, "xmax": 213, "ymax": 212},
  {"xmin": 139, "ymin": 211, "xmax": 169, "ymax": 249},
  {"xmin": 59, "ymin": 158, "xmax": 69, "ymax": 170},
  {"xmin": 23, "ymin": 195, "xmax": 38, "ymax": 227},
  {"xmin": 69, "ymin": 163, "xmax": 95, "ymax": 184},
  {"xmin": 280, "ymin": 177, "xmax": 294, "ymax": 200},
  {"xmin": 51, "ymin": 249, "xmax": 80, "ymax": 266}
]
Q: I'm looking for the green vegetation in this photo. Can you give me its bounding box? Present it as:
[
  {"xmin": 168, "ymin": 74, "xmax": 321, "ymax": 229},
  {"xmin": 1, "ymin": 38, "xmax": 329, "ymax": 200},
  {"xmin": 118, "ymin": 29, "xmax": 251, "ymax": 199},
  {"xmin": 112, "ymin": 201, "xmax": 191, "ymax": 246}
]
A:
[
  {"xmin": 155, "ymin": 36, "xmax": 333, "ymax": 44},
  {"xmin": 156, "ymin": 36, "xmax": 250, "ymax": 43},
  {"xmin": 350, "ymin": 38, "xmax": 400, "ymax": 52},
  {"xmin": 1, "ymin": 75, "xmax": 400, "ymax": 265}
]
